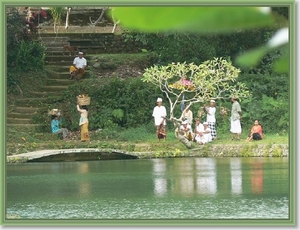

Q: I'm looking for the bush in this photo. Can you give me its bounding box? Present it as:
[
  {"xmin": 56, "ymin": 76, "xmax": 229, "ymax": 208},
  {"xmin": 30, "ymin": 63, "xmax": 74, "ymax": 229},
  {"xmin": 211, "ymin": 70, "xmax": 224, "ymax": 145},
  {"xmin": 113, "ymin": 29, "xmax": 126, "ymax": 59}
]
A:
[{"xmin": 46, "ymin": 77, "xmax": 164, "ymax": 131}]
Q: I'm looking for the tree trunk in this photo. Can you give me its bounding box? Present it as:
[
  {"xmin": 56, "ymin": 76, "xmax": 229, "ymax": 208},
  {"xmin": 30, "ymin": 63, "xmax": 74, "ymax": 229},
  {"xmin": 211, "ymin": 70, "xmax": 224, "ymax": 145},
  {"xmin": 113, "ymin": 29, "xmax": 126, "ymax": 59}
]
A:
[
  {"xmin": 65, "ymin": 7, "xmax": 71, "ymax": 29},
  {"xmin": 177, "ymin": 133, "xmax": 193, "ymax": 148},
  {"xmin": 112, "ymin": 20, "xmax": 120, "ymax": 33},
  {"xmin": 172, "ymin": 118, "xmax": 193, "ymax": 149}
]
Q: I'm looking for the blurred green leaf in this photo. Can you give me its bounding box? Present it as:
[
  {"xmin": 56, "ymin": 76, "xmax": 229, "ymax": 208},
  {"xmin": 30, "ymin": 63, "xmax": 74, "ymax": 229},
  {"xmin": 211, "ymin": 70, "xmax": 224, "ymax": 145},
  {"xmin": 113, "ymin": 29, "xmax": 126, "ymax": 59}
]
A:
[
  {"xmin": 235, "ymin": 46, "xmax": 269, "ymax": 67},
  {"xmin": 274, "ymin": 56, "xmax": 289, "ymax": 73},
  {"xmin": 113, "ymin": 7, "xmax": 273, "ymax": 33}
]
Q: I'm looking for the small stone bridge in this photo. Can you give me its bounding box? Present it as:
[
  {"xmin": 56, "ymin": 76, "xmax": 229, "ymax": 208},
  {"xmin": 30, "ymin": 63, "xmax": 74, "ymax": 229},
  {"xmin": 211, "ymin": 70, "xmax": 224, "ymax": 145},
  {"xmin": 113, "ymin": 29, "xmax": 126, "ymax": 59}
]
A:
[{"xmin": 7, "ymin": 148, "xmax": 138, "ymax": 163}]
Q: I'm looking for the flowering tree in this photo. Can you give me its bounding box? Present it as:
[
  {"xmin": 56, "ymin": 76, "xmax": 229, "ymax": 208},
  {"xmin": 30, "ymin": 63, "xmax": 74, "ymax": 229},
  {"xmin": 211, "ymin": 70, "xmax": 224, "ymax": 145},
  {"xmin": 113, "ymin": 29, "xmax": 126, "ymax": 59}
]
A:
[{"xmin": 142, "ymin": 57, "xmax": 250, "ymax": 147}]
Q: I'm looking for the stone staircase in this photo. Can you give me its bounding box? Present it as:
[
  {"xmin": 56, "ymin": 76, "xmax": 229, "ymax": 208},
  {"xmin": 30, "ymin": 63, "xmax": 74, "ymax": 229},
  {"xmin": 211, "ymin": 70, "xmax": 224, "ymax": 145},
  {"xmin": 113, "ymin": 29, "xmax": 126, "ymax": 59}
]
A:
[{"xmin": 7, "ymin": 35, "xmax": 91, "ymax": 131}]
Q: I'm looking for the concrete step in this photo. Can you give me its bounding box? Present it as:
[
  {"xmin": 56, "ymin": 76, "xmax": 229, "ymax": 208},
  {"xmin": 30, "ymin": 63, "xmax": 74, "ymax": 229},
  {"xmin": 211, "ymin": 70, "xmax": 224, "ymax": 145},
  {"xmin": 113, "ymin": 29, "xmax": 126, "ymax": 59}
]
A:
[
  {"xmin": 14, "ymin": 97, "xmax": 62, "ymax": 106},
  {"xmin": 7, "ymin": 118, "xmax": 33, "ymax": 124},
  {"xmin": 47, "ymin": 78, "xmax": 77, "ymax": 86},
  {"xmin": 46, "ymin": 65, "xmax": 74, "ymax": 71},
  {"xmin": 37, "ymin": 37, "xmax": 70, "ymax": 42},
  {"xmin": 45, "ymin": 71, "xmax": 91, "ymax": 79},
  {"xmin": 45, "ymin": 47, "xmax": 72, "ymax": 52},
  {"xmin": 13, "ymin": 107, "xmax": 39, "ymax": 113},
  {"xmin": 7, "ymin": 112, "xmax": 34, "ymax": 119},
  {"xmin": 45, "ymin": 55, "xmax": 92, "ymax": 62},
  {"xmin": 41, "ymin": 42, "xmax": 70, "ymax": 47},
  {"xmin": 40, "ymin": 85, "xmax": 69, "ymax": 92},
  {"xmin": 29, "ymin": 91, "xmax": 59, "ymax": 97},
  {"xmin": 45, "ymin": 51, "xmax": 79, "ymax": 57},
  {"xmin": 45, "ymin": 60, "xmax": 75, "ymax": 66}
]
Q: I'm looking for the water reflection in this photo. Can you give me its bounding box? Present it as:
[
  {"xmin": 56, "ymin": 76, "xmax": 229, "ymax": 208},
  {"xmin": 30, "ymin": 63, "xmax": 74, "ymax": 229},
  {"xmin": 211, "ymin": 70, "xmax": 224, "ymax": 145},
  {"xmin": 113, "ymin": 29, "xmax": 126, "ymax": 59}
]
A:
[
  {"xmin": 151, "ymin": 157, "xmax": 279, "ymax": 197},
  {"xmin": 6, "ymin": 157, "xmax": 289, "ymax": 219},
  {"xmin": 153, "ymin": 159, "xmax": 167, "ymax": 196},
  {"xmin": 230, "ymin": 158, "xmax": 242, "ymax": 195},
  {"xmin": 195, "ymin": 158, "xmax": 217, "ymax": 195},
  {"xmin": 251, "ymin": 159, "xmax": 264, "ymax": 194}
]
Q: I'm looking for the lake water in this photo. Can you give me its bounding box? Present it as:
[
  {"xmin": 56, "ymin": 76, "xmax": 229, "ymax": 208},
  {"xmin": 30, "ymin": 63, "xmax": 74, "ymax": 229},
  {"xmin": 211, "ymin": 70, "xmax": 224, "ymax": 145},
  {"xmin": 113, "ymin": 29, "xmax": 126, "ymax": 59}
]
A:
[{"xmin": 6, "ymin": 157, "xmax": 289, "ymax": 220}]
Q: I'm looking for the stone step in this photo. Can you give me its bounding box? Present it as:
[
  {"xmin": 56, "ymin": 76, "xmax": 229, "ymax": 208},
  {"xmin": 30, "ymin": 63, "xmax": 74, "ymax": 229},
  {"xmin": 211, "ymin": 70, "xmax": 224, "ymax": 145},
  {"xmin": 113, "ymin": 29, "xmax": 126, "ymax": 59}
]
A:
[
  {"xmin": 40, "ymin": 85, "xmax": 69, "ymax": 92},
  {"xmin": 46, "ymin": 65, "xmax": 74, "ymax": 71},
  {"xmin": 45, "ymin": 60, "xmax": 75, "ymax": 66},
  {"xmin": 45, "ymin": 71, "xmax": 91, "ymax": 79},
  {"xmin": 29, "ymin": 91, "xmax": 58, "ymax": 97},
  {"xmin": 13, "ymin": 106, "xmax": 39, "ymax": 113},
  {"xmin": 45, "ymin": 55, "xmax": 92, "ymax": 62},
  {"xmin": 45, "ymin": 51, "xmax": 80, "ymax": 57},
  {"xmin": 14, "ymin": 97, "xmax": 62, "ymax": 106},
  {"xmin": 41, "ymin": 42, "xmax": 71, "ymax": 47},
  {"xmin": 7, "ymin": 112, "xmax": 34, "ymax": 119},
  {"xmin": 47, "ymin": 78, "xmax": 76, "ymax": 86},
  {"xmin": 7, "ymin": 118, "xmax": 33, "ymax": 124},
  {"xmin": 37, "ymin": 37, "xmax": 70, "ymax": 43},
  {"xmin": 45, "ymin": 47, "xmax": 73, "ymax": 52}
]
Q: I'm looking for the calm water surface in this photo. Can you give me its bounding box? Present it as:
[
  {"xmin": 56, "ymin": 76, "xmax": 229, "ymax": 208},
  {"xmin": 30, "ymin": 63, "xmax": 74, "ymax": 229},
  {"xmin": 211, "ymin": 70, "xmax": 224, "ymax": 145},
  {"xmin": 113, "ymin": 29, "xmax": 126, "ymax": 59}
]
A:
[{"xmin": 6, "ymin": 157, "xmax": 289, "ymax": 219}]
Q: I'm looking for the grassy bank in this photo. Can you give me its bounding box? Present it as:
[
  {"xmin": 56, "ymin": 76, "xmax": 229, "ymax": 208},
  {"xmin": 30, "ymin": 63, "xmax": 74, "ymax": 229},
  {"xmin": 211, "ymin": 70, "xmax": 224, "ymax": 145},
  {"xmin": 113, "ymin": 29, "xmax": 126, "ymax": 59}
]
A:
[{"xmin": 6, "ymin": 124, "xmax": 288, "ymax": 156}]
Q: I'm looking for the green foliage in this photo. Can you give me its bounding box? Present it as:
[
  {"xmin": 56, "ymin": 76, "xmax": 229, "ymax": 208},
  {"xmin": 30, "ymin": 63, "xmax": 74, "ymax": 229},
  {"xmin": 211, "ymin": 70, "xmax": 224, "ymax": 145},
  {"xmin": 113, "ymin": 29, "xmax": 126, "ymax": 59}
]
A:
[
  {"xmin": 49, "ymin": 7, "xmax": 65, "ymax": 31},
  {"xmin": 122, "ymin": 31, "xmax": 217, "ymax": 65},
  {"xmin": 114, "ymin": 6, "xmax": 289, "ymax": 73},
  {"xmin": 238, "ymin": 72, "xmax": 288, "ymax": 100},
  {"xmin": 12, "ymin": 40, "xmax": 46, "ymax": 72},
  {"xmin": 241, "ymin": 95, "xmax": 288, "ymax": 133},
  {"xmin": 54, "ymin": 77, "xmax": 162, "ymax": 131},
  {"xmin": 6, "ymin": 7, "xmax": 46, "ymax": 89},
  {"xmin": 113, "ymin": 7, "xmax": 274, "ymax": 33}
]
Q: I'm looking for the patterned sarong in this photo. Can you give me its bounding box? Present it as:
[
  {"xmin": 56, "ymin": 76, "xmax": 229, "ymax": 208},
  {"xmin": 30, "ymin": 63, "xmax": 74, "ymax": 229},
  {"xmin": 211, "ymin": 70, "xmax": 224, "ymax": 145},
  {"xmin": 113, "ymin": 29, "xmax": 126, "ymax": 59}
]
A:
[
  {"xmin": 80, "ymin": 122, "xmax": 90, "ymax": 141},
  {"xmin": 156, "ymin": 124, "xmax": 166, "ymax": 139},
  {"xmin": 208, "ymin": 122, "xmax": 217, "ymax": 139},
  {"xmin": 69, "ymin": 66, "xmax": 85, "ymax": 79}
]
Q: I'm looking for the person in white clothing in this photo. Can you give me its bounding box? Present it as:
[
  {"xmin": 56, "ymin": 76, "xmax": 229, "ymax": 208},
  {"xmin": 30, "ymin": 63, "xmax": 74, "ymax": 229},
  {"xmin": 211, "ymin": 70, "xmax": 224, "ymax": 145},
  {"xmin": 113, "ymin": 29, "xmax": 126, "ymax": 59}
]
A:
[
  {"xmin": 69, "ymin": 52, "xmax": 87, "ymax": 80},
  {"xmin": 180, "ymin": 104, "xmax": 193, "ymax": 125},
  {"xmin": 204, "ymin": 99, "xmax": 217, "ymax": 140},
  {"xmin": 202, "ymin": 122, "xmax": 212, "ymax": 143},
  {"xmin": 194, "ymin": 118, "xmax": 204, "ymax": 144},
  {"xmin": 152, "ymin": 97, "xmax": 167, "ymax": 140}
]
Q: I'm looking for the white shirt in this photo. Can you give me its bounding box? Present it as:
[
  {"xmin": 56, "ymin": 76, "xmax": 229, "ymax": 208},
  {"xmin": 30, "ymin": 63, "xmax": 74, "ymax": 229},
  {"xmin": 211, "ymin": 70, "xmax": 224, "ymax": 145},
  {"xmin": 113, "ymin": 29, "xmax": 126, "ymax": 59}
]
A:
[
  {"xmin": 179, "ymin": 124, "xmax": 192, "ymax": 133},
  {"xmin": 203, "ymin": 127, "xmax": 212, "ymax": 142},
  {"xmin": 194, "ymin": 123, "xmax": 204, "ymax": 142},
  {"xmin": 152, "ymin": 105, "xmax": 167, "ymax": 126},
  {"xmin": 73, "ymin": 57, "xmax": 87, "ymax": 69},
  {"xmin": 206, "ymin": 107, "xmax": 216, "ymax": 122}
]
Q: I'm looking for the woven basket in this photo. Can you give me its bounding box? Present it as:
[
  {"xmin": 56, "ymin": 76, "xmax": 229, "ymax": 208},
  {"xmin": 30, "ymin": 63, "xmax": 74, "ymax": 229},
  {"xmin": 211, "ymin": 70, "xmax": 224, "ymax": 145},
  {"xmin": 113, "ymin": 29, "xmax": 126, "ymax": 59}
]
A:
[
  {"xmin": 48, "ymin": 109, "xmax": 60, "ymax": 116},
  {"xmin": 77, "ymin": 95, "xmax": 90, "ymax": 106}
]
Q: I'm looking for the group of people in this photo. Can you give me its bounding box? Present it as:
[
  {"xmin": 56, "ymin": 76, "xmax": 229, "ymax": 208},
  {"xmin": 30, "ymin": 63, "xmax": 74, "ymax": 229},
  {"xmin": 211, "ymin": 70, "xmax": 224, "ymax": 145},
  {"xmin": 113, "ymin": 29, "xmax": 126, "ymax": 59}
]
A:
[
  {"xmin": 50, "ymin": 104, "xmax": 90, "ymax": 142},
  {"xmin": 230, "ymin": 97, "xmax": 263, "ymax": 141},
  {"xmin": 152, "ymin": 98, "xmax": 217, "ymax": 145},
  {"xmin": 50, "ymin": 51, "xmax": 90, "ymax": 141},
  {"xmin": 177, "ymin": 100, "xmax": 217, "ymax": 145},
  {"xmin": 152, "ymin": 97, "xmax": 263, "ymax": 143}
]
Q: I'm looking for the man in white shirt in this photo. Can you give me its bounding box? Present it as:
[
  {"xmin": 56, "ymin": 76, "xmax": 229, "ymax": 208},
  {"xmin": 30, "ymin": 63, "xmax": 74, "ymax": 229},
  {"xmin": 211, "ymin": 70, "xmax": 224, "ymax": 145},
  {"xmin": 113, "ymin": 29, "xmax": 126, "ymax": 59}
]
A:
[
  {"xmin": 69, "ymin": 51, "xmax": 87, "ymax": 80},
  {"xmin": 205, "ymin": 99, "xmax": 217, "ymax": 140},
  {"xmin": 152, "ymin": 97, "xmax": 167, "ymax": 140}
]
